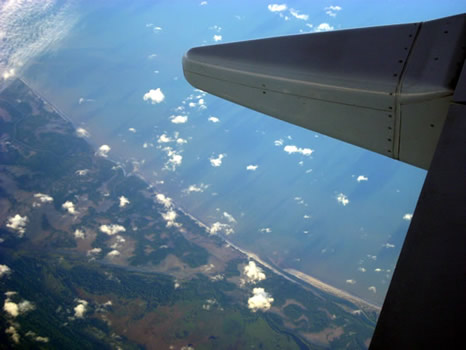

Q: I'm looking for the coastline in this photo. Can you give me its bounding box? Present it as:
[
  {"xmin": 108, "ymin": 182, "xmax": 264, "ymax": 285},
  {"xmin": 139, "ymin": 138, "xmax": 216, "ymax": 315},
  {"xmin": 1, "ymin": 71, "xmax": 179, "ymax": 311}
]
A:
[{"xmin": 19, "ymin": 75, "xmax": 381, "ymax": 315}]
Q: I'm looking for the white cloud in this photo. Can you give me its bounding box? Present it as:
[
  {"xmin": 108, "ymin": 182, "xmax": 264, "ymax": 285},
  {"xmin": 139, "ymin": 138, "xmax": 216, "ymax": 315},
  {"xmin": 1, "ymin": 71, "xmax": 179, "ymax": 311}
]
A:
[
  {"xmin": 346, "ymin": 279, "xmax": 356, "ymax": 285},
  {"xmin": 128, "ymin": 127, "xmax": 136, "ymax": 133},
  {"xmin": 289, "ymin": 8, "xmax": 309, "ymax": 20},
  {"xmin": 358, "ymin": 267, "xmax": 366, "ymax": 272},
  {"xmin": 6, "ymin": 214, "xmax": 28, "ymax": 237},
  {"xmin": 244, "ymin": 261, "xmax": 266, "ymax": 283},
  {"xmin": 0, "ymin": 265, "xmax": 11, "ymax": 278},
  {"xmin": 156, "ymin": 193, "xmax": 172, "ymax": 208},
  {"xmin": 315, "ymin": 23, "xmax": 334, "ymax": 32},
  {"xmin": 209, "ymin": 222, "xmax": 234, "ymax": 235},
  {"xmin": 170, "ymin": 115, "xmax": 188, "ymax": 124},
  {"xmin": 368, "ymin": 286, "xmax": 377, "ymax": 293},
  {"xmin": 374, "ymin": 268, "xmax": 383, "ymax": 272},
  {"xmin": 223, "ymin": 212, "xmax": 236, "ymax": 224},
  {"xmin": 200, "ymin": 1, "xmax": 208, "ymax": 5},
  {"xmin": 5, "ymin": 325, "xmax": 20, "ymax": 343},
  {"xmin": 383, "ymin": 243, "xmax": 395, "ymax": 248},
  {"xmin": 3, "ymin": 296, "xmax": 35, "ymax": 318},
  {"xmin": 274, "ymin": 139, "xmax": 284, "ymax": 146},
  {"xmin": 74, "ymin": 229, "xmax": 85, "ymax": 239},
  {"xmin": 248, "ymin": 288, "xmax": 274, "ymax": 312},
  {"xmin": 208, "ymin": 116, "xmax": 220, "ymax": 123},
  {"xmin": 74, "ymin": 299, "xmax": 88, "ymax": 318},
  {"xmin": 32, "ymin": 193, "xmax": 53, "ymax": 207},
  {"xmin": 143, "ymin": 88, "xmax": 165, "ymax": 104},
  {"xmin": 162, "ymin": 210, "xmax": 178, "ymax": 227},
  {"xmin": 96, "ymin": 144, "xmax": 111, "ymax": 158},
  {"xmin": 87, "ymin": 248, "xmax": 101, "ymax": 256},
  {"xmin": 119, "ymin": 196, "xmax": 130, "ymax": 208},
  {"xmin": 75, "ymin": 169, "xmax": 89, "ymax": 176},
  {"xmin": 325, "ymin": 5, "xmax": 342, "ymax": 17},
  {"xmin": 162, "ymin": 147, "xmax": 183, "ymax": 171},
  {"xmin": 336, "ymin": 193, "xmax": 349, "ymax": 206},
  {"xmin": 177, "ymin": 138, "xmax": 187, "ymax": 144},
  {"xmin": 62, "ymin": 201, "xmax": 77, "ymax": 215},
  {"xmin": 76, "ymin": 127, "xmax": 90, "ymax": 138},
  {"xmin": 268, "ymin": 4, "xmax": 287, "ymax": 12},
  {"xmin": 403, "ymin": 213, "xmax": 413, "ymax": 221},
  {"xmin": 246, "ymin": 165, "xmax": 258, "ymax": 171},
  {"xmin": 99, "ymin": 224, "xmax": 126, "ymax": 236},
  {"xmin": 210, "ymin": 153, "xmax": 226, "ymax": 167},
  {"xmin": 213, "ymin": 35, "xmax": 222, "ymax": 42},
  {"xmin": 107, "ymin": 250, "xmax": 120, "ymax": 257},
  {"xmin": 357, "ymin": 175, "xmax": 368, "ymax": 182},
  {"xmin": 184, "ymin": 183, "xmax": 209, "ymax": 194},
  {"xmin": 26, "ymin": 331, "xmax": 49, "ymax": 343},
  {"xmin": 259, "ymin": 227, "xmax": 272, "ymax": 233},
  {"xmin": 283, "ymin": 145, "xmax": 313, "ymax": 156}
]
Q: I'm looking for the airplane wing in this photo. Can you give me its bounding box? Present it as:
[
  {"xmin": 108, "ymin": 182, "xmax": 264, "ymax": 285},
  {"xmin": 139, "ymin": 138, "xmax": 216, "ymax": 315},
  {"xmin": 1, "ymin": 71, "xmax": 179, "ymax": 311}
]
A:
[
  {"xmin": 183, "ymin": 14, "xmax": 465, "ymax": 170},
  {"xmin": 183, "ymin": 14, "xmax": 466, "ymax": 349}
]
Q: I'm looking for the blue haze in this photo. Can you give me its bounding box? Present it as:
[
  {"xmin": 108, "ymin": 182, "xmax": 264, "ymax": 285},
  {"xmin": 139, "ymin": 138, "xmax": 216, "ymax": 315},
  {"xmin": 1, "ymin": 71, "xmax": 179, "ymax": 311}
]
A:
[{"xmin": 20, "ymin": 0, "xmax": 466, "ymax": 305}]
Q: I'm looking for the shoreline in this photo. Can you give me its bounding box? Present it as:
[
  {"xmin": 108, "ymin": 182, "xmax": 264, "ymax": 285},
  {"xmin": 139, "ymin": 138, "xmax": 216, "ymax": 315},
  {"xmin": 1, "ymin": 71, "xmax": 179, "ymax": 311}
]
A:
[{"xmin": 18, "ymin": 76, "xmax": 381, "ymax": 314}]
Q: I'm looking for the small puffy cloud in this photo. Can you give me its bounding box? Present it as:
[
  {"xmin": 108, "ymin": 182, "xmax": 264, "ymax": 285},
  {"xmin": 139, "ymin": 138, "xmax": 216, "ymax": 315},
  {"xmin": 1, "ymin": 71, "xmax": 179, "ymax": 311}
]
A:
[
  {"xmin": 289, "ymin": 8, "xmax": 309, "ymax": 20},
  {"xmin": 403, "ymin": 213, "xmax": 413, "ymax": 221},
  {"xmin": 107, "ymin": 250, "xmax": 120, "ymax": 257},
  {"xmin": 246, "ymin": 165, "xmax": 258, "ymax": 171},
  {"xmin": 268, "ymin": 4, "xmax": 287, "ymax": 12},
  {"xmin": 3, "ymin": 296, "xmax": 35, "ymax": 318},
  {"xmin": 96, "ymin": 144, "xmax": 111, "ymax": 158},
  {"xmin": 5, "ymin": 326, "xmax": 19, "ymax": 344},
  {"xmin": 315, "ymin": 23, "xmax": 334, "ymax": 32},
  {"xmin": 143, "ymin": 88, "xmax": 165, "ymax": 104},
  {"xmin": 170, "ymin": 115, "xmax": 188, "ymax": 124},
  {"xmin": 336, "ymin": 193, "xmax": 349, "ymax": 206},
  {"xmin": 162, "ymin": 147, "xmax": 183, "ymax": 171},
  {"xmin": 209, "ymin": 222, "xmax": 234, "ymax": 235},
  {"xmin": 128, "ymin": 127, "xmax": 136, "ymax": 133},
  {"xmin": 99, "ymin": 224, "xmax": 126, "ymax": 236},
  {"xmin": 6, "ymin": 214, "xmax": 28, "ymax": 237},
  {"xmin": 74, "ymin": 299, "xmax": 88, "ymax": 318},
  {"xmin": 162, "ymin": 210, "xmax": 178, "ymax": 227},
  {"xmin": 374, "ymin": 268, "xmax": 383, "ymax": 272},
  {"xmin": 33, "ymin": 193, "xmax": 53, "ymax": 207},
  {"xmin": 357, "ymin": 175, "xmax": 368, "ymax": 182},
  {"xmin": 119, "ymin": 196, "xmax": 130, "ymax": 208},
  {"xmin": 157, "ymin": 134, "xmax": 172, "ymax": 143},
  {"xmin": 200, "ymin": 1, "xmax": 208, "ymax": 5},
  {"xmin": 210, "ymin": 153, "xmax": 226, "ymax": 167},
  {"xmin": 87, "ymin": 248, "xmax": 102, "ymax": 256},
  {"xmin": 26, "ymin": 331, "xmax": 49, "ymax": 343},
  {"xmin": 274, "ymin": 139, "xmax": 284, "ymax": 146},
  {"xmin": 284, "ymin": 145, "xmax": 313, "ymax": 156},
  {"xmin": 259, "ymin": 227, "xmax": 272, "ymax": 233},
  {"xmin": 244, "ymin": 261, "xmax": 266, "ymax": 283},
  {"xmin": 213, "ymin": 35, "xmax": 222, "ymax": 42},
  {"xmin": 358, "ymin": 267, "xmax": 366, "ymax": 272},
  {"xmin": 248, "ymin": 288, "xmax": 274, "ymax": 312},
  {"xmin": 2, "ymin": 68, "xmax": 15, "ymax": 80},
  {"xmin": 76, "ymin": 127, "xmax": 90, "ymax": 138},
  {"xmin": 62, "ymin": 201, "xmax": 77, "ymax": 215},
  {"xmin": 223, "ymin": 212, "xmax": 236, "ymax": 224},
  {"xmin": 0, "ymin": 265, "xmax": 11, "ymax": 278},
  {"xmin": 346, "ymin": 279, "xmax": 356, "ymax": 284},
  {"xmin": 208, "ymin": 116, "xmax": 220, "ymax": 123},
  {"xmin": 74, "ymin": 229, "xmax": 85, "ymax": 239},
  {"xmin": 177, "ymin": 138, "xmax": 187, "ymax": 144},
  {"xmin": 156, "ymin": 193, "xmax": 172, "ymax": 208},
  {"xmin": 184, "ymin": 183, "xmax": 209, "ymax": 194},
  {"xmin": 76, "ymin": 169, "xmax": 89, "ymax": 176},
  {"xmin": 368, "ymin": 286, "xmax": 377, "ymax": 293},
  {"xmin": 325, "ymin": 5, "xmax": 342, "ymax": 17},
  {"xmin": 383, "ymin": 243, "xmax": 395, "ymax": 248}
]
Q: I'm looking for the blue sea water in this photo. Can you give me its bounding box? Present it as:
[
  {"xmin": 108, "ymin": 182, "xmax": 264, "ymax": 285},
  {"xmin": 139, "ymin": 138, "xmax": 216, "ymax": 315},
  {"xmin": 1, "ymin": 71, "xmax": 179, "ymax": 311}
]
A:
[{"xmin": 18, "ymin": 0, "xmax": 465, "ymax": 305}]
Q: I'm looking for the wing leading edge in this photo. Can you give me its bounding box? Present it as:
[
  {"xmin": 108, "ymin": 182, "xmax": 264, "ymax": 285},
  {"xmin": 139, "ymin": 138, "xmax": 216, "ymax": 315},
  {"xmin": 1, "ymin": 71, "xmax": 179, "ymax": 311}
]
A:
[{"xmin": 183, "ymin": 14, "xmax": 465, "ymax": 169}]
